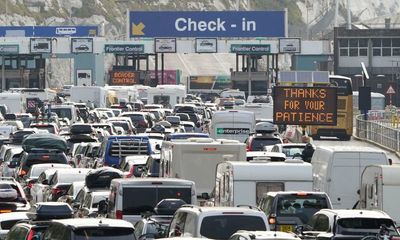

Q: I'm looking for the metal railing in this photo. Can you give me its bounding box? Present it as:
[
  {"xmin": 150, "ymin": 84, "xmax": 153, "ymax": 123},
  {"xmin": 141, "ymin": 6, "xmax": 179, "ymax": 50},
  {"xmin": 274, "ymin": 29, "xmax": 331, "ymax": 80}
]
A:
[{"xmin": 355, "ymin": 111, "xmax": 400, "ymax": 152}]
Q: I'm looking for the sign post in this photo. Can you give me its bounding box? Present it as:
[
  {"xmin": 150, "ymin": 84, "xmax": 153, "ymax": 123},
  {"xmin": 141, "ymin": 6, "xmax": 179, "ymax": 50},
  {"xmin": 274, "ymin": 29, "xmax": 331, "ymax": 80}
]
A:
[
  {"xmin": 273, "ymin": 86, "xmax": 337, "ymax": 126},
  {"xmin": 386, "ymin": 85, "xmax": 395, "ymax": 105}
]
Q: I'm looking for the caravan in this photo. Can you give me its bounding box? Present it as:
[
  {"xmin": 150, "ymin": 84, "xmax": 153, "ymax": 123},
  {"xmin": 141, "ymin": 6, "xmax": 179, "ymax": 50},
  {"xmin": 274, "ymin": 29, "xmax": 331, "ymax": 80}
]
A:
[
  {"xmin": 70, "ymin": 86, "xmax": 107, "ymax": 108},
  {"xmin": 0, "ymin": 93, "xmax": 24, "ymax": 113},
  {"xmin": 359, "ymin": 165, "xmax": 400, "ymax": 223},
  {"xmin": 215, "ymin": 160, "xmax": 313, "ymax": 207},
  {"xmin": 147, "ymin": 85, "xmax": 186, "ymax": 108},
  {"xmin": 160, "ymin": 138, "xmax": 246, "ymax": 201},
  {"xmin": 311, "ymin": 146, "xmax": 389, "ymax": 209},
  {"xmin": 210, "ymin": 110, "xmax": 255, "ymax": 142}
]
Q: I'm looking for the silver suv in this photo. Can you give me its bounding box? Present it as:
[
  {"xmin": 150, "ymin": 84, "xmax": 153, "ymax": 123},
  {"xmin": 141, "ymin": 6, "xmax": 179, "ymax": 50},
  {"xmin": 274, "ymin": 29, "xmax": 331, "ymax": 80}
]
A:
[{"xmin": 168, "ymin": 206, "xmax": 269, "ymax": 240}]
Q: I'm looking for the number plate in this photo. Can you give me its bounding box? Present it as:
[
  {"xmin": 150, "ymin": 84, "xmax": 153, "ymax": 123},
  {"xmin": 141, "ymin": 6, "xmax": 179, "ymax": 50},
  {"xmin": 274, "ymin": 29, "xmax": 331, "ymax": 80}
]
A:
[{"xmin": 278, "ymin": 225, "xmax": 293, "ymax": 232}]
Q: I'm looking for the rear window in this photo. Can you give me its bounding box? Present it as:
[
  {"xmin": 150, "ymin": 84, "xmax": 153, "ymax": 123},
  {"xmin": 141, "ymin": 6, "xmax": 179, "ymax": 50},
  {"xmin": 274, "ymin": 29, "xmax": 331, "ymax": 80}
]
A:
[
  {"xmin": 32, "ymin": 125, "xmax": 55, "ymax": 134},
  {"xmin": 337, "ymin": 218, "xmax": 398, "ymax": 235},
  {"xmin": 24, "ymin": 154, "xmax": 67, "ymax": 169},
  {"xmin": 1, "ymin": 219, "xmax": 20, "ymax": 230},
  {"xmin": 74, "ymin": 227, "xmax": 134, "ymax": 240},
  {"xmin": 276, "ymin": 194, "xmax": 329, "ymax": 224},
  {"xmin": 251, "ymin": 138, "xmax": 282, "ymax": 151},
  {"xmin": 122, "ymin": 187, "xmax": 192, "ymax": 215},
  {"xmin": 200, "ymin": 215, "xmax": 266, "ymax": 239}
]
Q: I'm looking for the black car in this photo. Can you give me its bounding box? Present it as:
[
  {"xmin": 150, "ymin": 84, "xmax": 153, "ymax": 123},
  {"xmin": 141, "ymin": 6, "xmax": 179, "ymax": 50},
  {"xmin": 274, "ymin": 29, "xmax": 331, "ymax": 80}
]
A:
[{"xmin": 16, "ymin": 149, "xmax": 68, "ymax": 180}]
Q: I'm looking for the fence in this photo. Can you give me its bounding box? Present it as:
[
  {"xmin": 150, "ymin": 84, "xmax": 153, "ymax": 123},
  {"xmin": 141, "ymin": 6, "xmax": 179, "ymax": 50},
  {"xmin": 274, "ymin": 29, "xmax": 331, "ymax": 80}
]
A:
[{"xmin": 355, "ymin": 112, "xmax": 400, "ymax": 152}]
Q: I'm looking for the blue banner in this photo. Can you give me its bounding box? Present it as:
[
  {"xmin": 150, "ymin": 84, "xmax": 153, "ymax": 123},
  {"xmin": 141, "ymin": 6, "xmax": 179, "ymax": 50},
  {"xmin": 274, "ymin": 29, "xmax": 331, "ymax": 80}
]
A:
[
  {"xmin": 129, "ymin": 11, "xmax": 285, "ymax": 38},
  {"xmin": 0, "ymin": 26, "xmax": 98, "ymax": 37}
]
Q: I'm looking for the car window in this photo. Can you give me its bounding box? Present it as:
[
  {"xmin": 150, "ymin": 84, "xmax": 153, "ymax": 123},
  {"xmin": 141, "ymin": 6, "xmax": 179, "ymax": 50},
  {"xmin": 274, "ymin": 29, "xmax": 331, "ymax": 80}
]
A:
[
  {"xmin": 183, "ymin": 213, "xmax": 196, "ymax": 237},
  {"xmin": 313, "ymin": 214, "xmax": 330, "ymax": 232},
  {"xmin": 134, "ymin": 221, "xmax": 144, "ymax": 239},
  {"xmin": 73, "ymin": 228, "xmax": 134, "ymax": 239},
  {"xmin": 5, "ymin": 225, "xmax": 28, "ymax": 240},
  {"xmin": 169, "ymin": 212, "xmax": 187, "ymax": 237},
  {"xmin": 337, "ymin": 218, "xmax": 398, "ymax": 236},
  {"xmin": 256, "ymin": 182, "xmax": 284, "ymax": 204},
  {"xmin": 260, "ymin": 196, "xmax": 274, "ymax": 215},
  {"xmin": 200, "ymin": 215, "xmax": 267, "ymax": 239}
]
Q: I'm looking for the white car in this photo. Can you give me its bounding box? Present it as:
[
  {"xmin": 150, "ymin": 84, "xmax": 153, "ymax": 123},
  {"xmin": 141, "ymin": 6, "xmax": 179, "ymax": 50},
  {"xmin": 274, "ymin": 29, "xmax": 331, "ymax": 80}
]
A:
[
  {"xmin": 269, "ymin": 143, "xmax": 314, "ymax": 158},
  {"xmin": 30, "ymin": 169, "xmax": 59, "ymax": 204},
  {"xmin": 0, "ymin": 212, "xmax": 28, "ymax": 239},
  {"xmin": 0, "ymin": 146, "xmax": 23, "ymax": 178}
]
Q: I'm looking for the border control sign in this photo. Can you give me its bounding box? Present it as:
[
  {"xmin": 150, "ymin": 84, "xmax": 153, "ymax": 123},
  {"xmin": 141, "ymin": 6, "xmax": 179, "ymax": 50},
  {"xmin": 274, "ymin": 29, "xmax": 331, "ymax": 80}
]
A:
[{"xmin": 273, "ymin": 86, "xmax": 337, "ymax": 125}]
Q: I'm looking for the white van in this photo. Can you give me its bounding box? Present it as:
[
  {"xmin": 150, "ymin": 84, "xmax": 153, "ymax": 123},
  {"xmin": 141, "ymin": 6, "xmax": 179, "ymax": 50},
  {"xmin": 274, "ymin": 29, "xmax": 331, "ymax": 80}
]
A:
[
  {"xmin": 50, "ymin": 105, "xmax": 81, "ymax": 124},
  {"xmin": 234, "ymin": 103, "xmax": 274, "ymax": 120},
  {"xmin": 0, "ymin": 92, "xmax": 24, "ymax": 113},
  {"xmin": 70, "ymin": 86, "xmax": 107, "ymax": 108},
  {"xmin": 215, "ymin": 160, "xmax": 313, "ymax": 207},
  {"xmin": 311, "ymin": 146, "xmax": 389, "ymax": 209},
  {"xmin": 107, "ymin": 178, "xmax": 196, "ymax": 224},
  {"xmin": 359, "ymin": 165, "xmax": 400, "ymax": 223},
  {"xmin": 160, "ymin": 138, "xmax": 246, "ymax": 200},
  {"xmin": 220, "ymin": 89, "xmax": 246, "ymax": 99},
  {"xmin": 210, "ymin": 110, "xmax": 255, "ymax": 142},
  {"xmin": 147, "ymin": 85, "xmax": 186, "ymax": 108}
]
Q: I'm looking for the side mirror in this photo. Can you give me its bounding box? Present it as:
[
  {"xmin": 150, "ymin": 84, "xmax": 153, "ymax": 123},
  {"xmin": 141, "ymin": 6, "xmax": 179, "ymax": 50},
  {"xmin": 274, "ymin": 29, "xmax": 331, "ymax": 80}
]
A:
[
  {"xmin": 155, "ymin": 144, "xmax": 161, "ymax": 151},
  {"xmin": 295, "ymin": 225, "xmax": 304, "ymax": 235},
  {"xmin": 201, "ymin": 192, "xmax": 210, "ymax": 200}
]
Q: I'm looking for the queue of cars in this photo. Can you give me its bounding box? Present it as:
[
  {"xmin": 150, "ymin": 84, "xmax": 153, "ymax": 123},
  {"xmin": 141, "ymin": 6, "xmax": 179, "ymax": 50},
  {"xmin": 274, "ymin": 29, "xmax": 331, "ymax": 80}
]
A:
[{"xmin": 0, "ymin": 88, "xmax": 397, "ymax": 240}]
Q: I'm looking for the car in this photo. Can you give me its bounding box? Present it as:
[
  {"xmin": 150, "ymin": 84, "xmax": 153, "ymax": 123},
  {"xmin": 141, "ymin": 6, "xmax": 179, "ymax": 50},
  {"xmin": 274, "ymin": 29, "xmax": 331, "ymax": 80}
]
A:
[
  {"xmin": 9, "ymin": 129, "xmax": 37, "ymax": 145},
  {"xmin": 76, "ymin": 45, "xmax": 89, "ymax": 51},
  {"xmin": 57, "ymin": 181, "xmax": 85, "ymax": 206},
  {"xmin": 134, "ymin": 215, "xmax": 170, "ymax": 240},
  {"xmin": 120, "ymin": 155, "xmax": 148, "ymax": 178},
  {"xmin": 229, "ymin": 230, "xmax": 299, "ymax": 240},
  {"xmin": 0, "ymin": 147, "xmax": 23, "ymax": 178},
  {"xmin": 120, "ymin": 112, "xmax": 153, "ymax": 133},
  {"xmin": 41, "ymin": 218, "xmax": 135, "ymax": 240},
  {"xmin": 29, "ymin": 122, "xmax": 59, "ymax": 134},
  {"xmin": 43, "ymin": 168, "xmax": 91, "ymax": 202},
  {"xmin": 298, "ymin": 209, "xmax": 400, "ymax": 240},
  {"xmin": 0, "ymin": 212, "xmax": 29, "ymax": 239},
  {"xmin": 258, "ymin": 191, "xmax": 332, "ymax": 232},
  {"xmin": 16, "ymin": 149, "xmax": 68, "ymax": 180},
  {"xmin": 269, "ymin": 143, "xmax": 315, "ymax": 159},
  {"xmin": 75, "ymin": 190, "xmax": 109, "ymax": 218},
  {"xmin": 246, "ymin": 133, "xmax": 283, "ymax": 152},
  {"xmin": 5, "ymin": 202, "xmax": 73, "ymax": 240},
  {"xmin": 141, "ymin": 154, "xmax": 161, "ymax": 178},
  {"xmin": 167, "ymin": 206, "xmax": 269, "ymax": 239},
  {"xmin": 0, "ymin": 177, "xmax": 30, "ymax": 213},
  {"xmin": 22, "ymin": 163, "xmax": 72, "ymax": 201}
]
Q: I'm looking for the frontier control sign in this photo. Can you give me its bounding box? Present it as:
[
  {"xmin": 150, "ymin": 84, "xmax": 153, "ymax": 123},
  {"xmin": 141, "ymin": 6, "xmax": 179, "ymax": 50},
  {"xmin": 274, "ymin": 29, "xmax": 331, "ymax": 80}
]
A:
[{"xmin": 273, "ymin": 86, "xmax": 337, "ymax": 125}]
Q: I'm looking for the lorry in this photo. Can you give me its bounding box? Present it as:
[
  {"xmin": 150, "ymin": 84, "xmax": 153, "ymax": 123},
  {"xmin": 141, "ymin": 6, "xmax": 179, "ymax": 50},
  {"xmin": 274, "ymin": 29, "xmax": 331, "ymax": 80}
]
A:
[
  {"xmin": 214, "ymin": 159, "xmax": 313, "ymax": 207},
  {"xmin": 311, "ymin": 146, "xmax": 389, "ymax": 209},
  {"xmin": 209, "ymin": 110, "xmax": 255, "ymax": 143},
  {"xmin": 160, "ymin": 138, "xmax": 246, "ymax": 201},
  {"xmin": 359, "ymin": 165, "xmax": 400, "ymax": 223},
  {"xmin": 70, "ymin": 86, "xmax": 107, "ymax": 108},
  {"xmin": 147, "ymin": 85, "xmax": 186, "ymax": 108}
]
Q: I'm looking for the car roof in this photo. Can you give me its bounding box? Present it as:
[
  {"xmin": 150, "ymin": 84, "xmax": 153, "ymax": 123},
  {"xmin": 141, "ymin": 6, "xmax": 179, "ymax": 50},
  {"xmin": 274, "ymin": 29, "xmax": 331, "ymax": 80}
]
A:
[
  {"xmin": 0, "ymin": 212, "xmax": 28, "ymax": 221},
  {"xmin": 53, "ymin": 218, "xmax": 134, "ymax": 229},
  {"xmin": 55, "ymin": 168, "xmax": 91, "ymax": 175},
  {"xmin": 318, "ymin": 209, "xmax": 392, "ymax": 219},
  {"xmin": 178, "ymin": 206, "xmax": 265, "ymax": 215},
  {"xmin": 265, "ymin": 191, "xmax": 328, "ymax": 197}
]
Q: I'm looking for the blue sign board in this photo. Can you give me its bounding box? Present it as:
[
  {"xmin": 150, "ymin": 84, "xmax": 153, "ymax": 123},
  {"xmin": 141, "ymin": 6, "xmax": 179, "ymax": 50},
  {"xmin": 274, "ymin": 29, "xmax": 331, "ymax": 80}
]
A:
[
  {"xmin": 0, "ymin": 26, "xmax": 98, "ymax": 37},
  {"xmin": 129, "ymin": 11, "xmax": 285, "ymax": 38}
]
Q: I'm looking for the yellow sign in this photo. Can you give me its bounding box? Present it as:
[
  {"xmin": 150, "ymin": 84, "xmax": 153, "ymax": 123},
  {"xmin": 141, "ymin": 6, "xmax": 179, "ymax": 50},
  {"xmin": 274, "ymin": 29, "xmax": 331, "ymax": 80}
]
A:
[{"xmin": 132, "ymin": 22, "xmax": 145, "ymax": 35}]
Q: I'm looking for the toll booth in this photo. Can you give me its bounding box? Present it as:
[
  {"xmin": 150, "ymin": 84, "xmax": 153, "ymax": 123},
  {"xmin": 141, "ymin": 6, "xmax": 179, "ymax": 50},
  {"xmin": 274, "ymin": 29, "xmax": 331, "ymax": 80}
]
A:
[{"xmin": 230, "ymin": 44, "xmax": 279, "ymax": 96}]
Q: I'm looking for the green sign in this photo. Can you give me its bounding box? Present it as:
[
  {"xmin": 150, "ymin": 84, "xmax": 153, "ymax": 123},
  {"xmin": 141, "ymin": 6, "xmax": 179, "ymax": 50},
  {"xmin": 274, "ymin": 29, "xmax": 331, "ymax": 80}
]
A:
[
  {"xmin": 217, "ymin": 128, "xmax": 251, "ymax": 135},
  {"xmin": 230, "ymin": 44, "xmax": 270, "ymax": 54},
  {"xmin": 104, "ymin": 44, "xmax": 144, "ymax": 54},
  {"xmin": 0, "ymin": 45, "xmax": 19, "ymax": 54}
]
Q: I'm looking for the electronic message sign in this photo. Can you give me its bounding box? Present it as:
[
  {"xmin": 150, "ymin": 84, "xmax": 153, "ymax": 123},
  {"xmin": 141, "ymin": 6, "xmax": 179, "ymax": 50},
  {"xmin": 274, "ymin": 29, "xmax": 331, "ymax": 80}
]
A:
[{"xmin": 273, "ymin": 86, "xmax": 337, "ymax": 125}]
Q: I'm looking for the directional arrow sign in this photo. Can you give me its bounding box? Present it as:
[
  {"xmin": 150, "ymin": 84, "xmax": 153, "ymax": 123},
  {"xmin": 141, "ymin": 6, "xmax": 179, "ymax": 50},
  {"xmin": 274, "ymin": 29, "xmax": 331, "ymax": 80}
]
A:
[{"xmin": 387, "ymin": 85, "xmax": 396, "ymax": 94}]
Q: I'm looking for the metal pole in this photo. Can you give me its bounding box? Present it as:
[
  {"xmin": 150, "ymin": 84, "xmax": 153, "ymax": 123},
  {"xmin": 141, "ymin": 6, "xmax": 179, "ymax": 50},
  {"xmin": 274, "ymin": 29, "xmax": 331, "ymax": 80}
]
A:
[
  {"xmin": 1, "ymin": 55, "xmax": 5, "ymax": 91},
  {"xmin": 247, "ymin": 55, "xmax": 251, "ymax": 96},
  {"xmin": 155, "ymin": 54, "xmax": 158, "ymax": 85},
  {"xmin": 161, "ymin": 53, "xmax": 164, "ymax": 85}
]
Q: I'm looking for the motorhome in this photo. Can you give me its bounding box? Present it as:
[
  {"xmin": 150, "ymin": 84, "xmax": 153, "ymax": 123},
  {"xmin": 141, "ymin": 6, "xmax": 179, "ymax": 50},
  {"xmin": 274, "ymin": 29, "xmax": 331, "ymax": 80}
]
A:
[
  {"xmin": 209, "ymin": 110, "xmax": 255, "ymax": 142},
  {"xmin": 70, "ymin": 86, "xmax": 108, "ymax": 108},
  {"xmin": 9, "ymin": 88, "xmax": 57, "ymax": 102},
  {"xmin": 105, "ymin": 85, "xmax": 138, "ymax": 103},
  {"xmin": 311, "ymin": 146, "xmax": 389, "ymax": 209},
  {"xmin": 0, "ymin": 92, "xmax": 24, "ymax": 113},
  {"xmin": 359, "ymin": 165, "xmax": 400, "ymax": 223},
  {"xmin": 215, "ymin": 160, "xmax": 313, "ymax": 207},
  {"xmin": 160, "ymin": 138, "xmax": 246, "ymax": 201},
  {"xmin": 234, "ymin": 103, "xmax": 274, "ymax": 120},
  {"xmin": 147, "ymin": 85, "xmax": 186, "ymax": 108}
]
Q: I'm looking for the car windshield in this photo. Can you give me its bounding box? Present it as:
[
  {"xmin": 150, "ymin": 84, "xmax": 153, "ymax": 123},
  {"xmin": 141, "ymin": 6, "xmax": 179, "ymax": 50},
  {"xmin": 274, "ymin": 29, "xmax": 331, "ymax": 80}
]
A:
[
  {"xmin": 200, "ymin": 215, "xmax": 266, "ymax": 239},
  {"xmin": 337, "ymin": 218, "xmax": 399, "ymax": 236},
  {"xmin": 122, "ymin": 187, "xmax": 191, "ymax": 215},
  {"xmin": 282, "ymin": 147, "xmax": 305, "ymax": 158},
  {"xmin": 277, "ymin": 194, "xmax": 329, "ymax": 224},
  {"xmin": 51, "ymin": 108, "xmax": 72, "ymax": 120},
  {"xmin": 74, "ymin": 228, "xmax": 134, "ymax": 240},
  {"xmin": 251, "ymin": 138, "xmax": 282, "ymax": 151}
]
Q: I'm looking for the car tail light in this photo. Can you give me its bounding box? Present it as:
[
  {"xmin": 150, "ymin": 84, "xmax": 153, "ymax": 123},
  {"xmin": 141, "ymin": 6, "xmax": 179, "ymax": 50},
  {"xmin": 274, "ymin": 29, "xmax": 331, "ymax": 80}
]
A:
[
  {"xmin": 116, "ymin": 210, "xmax": 123, "ymax": 219},
  {"xmin": 27, "ymin": 182, "xmax": 34, "ymax": 189},
  {"xmin": 126, "ymin": 166, "xmax": 134, "ymax": 178},
  {"xmin": 138, "ymin": 120, "xmax": 147, "ymax": 128},
  {"xmin": 269, "ymin": 214, "xmax": 277, "ymax": 224},
  {"xmin": 27, "ymin": 230, "xmax": 36, "ymax": 240}
]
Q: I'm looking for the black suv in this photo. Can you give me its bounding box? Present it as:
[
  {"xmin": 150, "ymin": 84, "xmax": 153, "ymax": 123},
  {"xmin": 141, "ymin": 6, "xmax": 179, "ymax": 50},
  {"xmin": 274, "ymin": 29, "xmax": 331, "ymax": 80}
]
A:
[{"xmin": 16, "ymin": 149, "xmax": 68, "ymax": 180}]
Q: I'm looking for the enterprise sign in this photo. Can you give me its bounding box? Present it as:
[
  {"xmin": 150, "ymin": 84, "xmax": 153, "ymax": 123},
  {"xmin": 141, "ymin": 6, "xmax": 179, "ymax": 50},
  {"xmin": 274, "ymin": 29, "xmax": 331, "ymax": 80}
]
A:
[
  {"xmin": 273, "ymin": 86, "xmax": 337, "ymax": 125},
  {"xmin": 104, "ymin": 44, "xmax": 144, "ymax": 54}
]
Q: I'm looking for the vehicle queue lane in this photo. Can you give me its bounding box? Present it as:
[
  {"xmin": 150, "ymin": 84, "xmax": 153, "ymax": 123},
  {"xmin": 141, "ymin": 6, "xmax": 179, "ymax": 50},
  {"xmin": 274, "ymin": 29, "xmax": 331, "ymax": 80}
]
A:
[{"xmin": 312, "ymin": 137, "xmax": 400, "ymax": 164}]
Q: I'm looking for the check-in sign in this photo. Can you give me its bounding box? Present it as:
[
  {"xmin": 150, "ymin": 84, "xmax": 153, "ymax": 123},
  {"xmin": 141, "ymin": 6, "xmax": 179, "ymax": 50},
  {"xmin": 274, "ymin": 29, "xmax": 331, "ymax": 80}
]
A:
[{"xmin": 273, "ymin": 86, "xmax": 337, "ymax": 125}]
